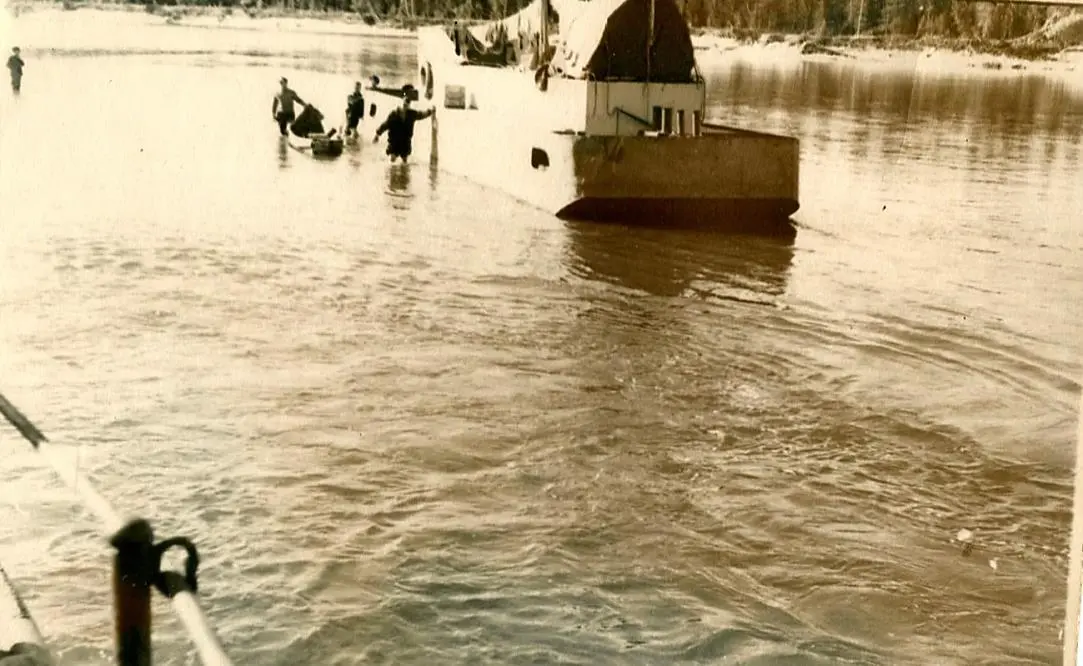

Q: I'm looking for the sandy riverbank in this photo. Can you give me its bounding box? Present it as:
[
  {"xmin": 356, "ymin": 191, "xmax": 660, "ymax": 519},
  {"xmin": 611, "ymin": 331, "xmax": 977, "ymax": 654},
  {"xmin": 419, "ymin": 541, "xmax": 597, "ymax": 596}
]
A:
[
  {"xmin": 3, "ymin": 0, "xmax": 1082, "ymax": 80},
  {"xmin": 4, "ymin": 0, "xmax": 420, "ymax": 38},
  {"xmin": 690, "ymin": 21, "xmax": 1083, "ymax": 75}
]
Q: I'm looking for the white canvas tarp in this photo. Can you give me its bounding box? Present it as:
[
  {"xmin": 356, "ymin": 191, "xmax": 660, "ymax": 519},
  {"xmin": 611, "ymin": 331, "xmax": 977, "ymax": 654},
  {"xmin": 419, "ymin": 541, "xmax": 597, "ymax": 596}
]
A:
[
  {"xmin": 449, "ymin": 0, "xmax": 696, "ymax": 82},
  {"xmin": 463, "ymin": 0, "xmax": 586, "ymax": 45}
]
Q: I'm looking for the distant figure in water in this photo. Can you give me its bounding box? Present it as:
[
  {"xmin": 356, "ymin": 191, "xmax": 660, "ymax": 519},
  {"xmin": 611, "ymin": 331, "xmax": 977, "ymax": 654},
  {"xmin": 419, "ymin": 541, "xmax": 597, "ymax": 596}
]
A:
[
  {"xmin": 272, "ymin": 77, "xmax": 306, "ymax": 137},
  {"xmin": 7, "ymin": 47, "xmax": 24, "ymax": 93},
  {"xmin": 373, "ymin": 91, "xmax": 434, "ymax": 163},
  {"xmin": 345, "ymin": 81, "xmax": 366, "ymax": 138}
]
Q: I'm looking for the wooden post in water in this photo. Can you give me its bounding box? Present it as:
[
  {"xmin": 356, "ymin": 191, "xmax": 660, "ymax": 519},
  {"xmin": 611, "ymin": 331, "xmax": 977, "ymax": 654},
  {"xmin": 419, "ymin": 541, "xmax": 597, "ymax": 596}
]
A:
[
  {"xmin": 1064, "ymin": 386, "xmax": 1083, "ymax": 665},
  {"xmin": 647, "ymin": 0, "xmax": 655, "ymax": 81},
  {"xmin": 539, "ymin": 0, "xmax": 548, "ymax": 52}
]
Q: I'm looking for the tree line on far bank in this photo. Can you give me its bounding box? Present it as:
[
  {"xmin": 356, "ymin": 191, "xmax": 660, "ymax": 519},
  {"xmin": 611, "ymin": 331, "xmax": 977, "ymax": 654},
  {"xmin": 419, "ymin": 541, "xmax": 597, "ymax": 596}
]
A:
[
  {"xmin": 684, "ymin": 0, "xmax": 1076, "ymax": 43},
  {"xmin": 59, "ymin": 0, "xmax": 1083, "ymax": 44}
]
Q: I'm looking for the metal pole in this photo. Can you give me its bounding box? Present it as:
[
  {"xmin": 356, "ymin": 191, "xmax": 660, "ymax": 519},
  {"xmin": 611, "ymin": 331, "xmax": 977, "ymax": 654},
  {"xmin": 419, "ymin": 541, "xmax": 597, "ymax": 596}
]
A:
[
  {"xmin": 539, "ymin": 0, "xmax": 548, "ymax": 55},
  {"xmin": 0, "ymin": 562, "xmax": 50, "ymax": 661},
  {"xmin": 111, "ymin": 520, "xmax": 156, "ymax": 666}
]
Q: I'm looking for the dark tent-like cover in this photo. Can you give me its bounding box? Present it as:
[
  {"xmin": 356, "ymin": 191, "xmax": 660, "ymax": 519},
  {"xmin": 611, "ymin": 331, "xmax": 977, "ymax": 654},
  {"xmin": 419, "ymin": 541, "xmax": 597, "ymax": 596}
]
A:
[{"xmin": 553, "ymin": 0, "xmax": 695, "ymax": 83}]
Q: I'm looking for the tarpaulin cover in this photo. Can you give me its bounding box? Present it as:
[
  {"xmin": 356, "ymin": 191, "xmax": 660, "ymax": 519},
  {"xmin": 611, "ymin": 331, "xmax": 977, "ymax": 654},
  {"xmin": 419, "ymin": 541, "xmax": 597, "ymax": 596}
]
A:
[
  {"xmin": 447, "ymin": 23, "xmax": 511, "ymax": 65},
  {"xmin": 458, "ymin": 0, "xmax": 577, "ymax": 52},
  {"xmin": 552, "ymin": 0, "xmax": 695, "ymax": 82},
  {"xmin": 290, "ymin": 105, "xmax": 325, "ymax": 138}
]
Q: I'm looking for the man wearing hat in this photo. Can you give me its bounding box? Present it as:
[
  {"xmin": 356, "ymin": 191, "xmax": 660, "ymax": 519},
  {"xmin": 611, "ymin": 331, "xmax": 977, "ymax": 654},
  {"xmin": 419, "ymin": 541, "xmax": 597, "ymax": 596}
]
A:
[
  {"xmin": 373, "ymin": 90, "xmax": 434, "ymax": 163},
  {"xmin": 272, "ymin": 77, "xmax": 307, "ymax": 137}
]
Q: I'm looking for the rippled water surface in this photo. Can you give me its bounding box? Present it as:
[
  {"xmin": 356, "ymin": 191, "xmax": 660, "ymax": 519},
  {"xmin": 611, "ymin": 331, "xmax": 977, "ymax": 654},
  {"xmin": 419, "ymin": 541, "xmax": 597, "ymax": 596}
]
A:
[{"xmin": 1, "ymin": 11, "xmax": 1082, "ymax": 666}]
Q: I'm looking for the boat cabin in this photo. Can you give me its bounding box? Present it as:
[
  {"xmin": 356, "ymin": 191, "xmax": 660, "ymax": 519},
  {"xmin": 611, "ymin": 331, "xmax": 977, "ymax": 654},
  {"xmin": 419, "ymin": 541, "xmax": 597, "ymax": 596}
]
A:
[{"xmin": 432, "ymin": 0, "xmax": 706, "ymax": 138}]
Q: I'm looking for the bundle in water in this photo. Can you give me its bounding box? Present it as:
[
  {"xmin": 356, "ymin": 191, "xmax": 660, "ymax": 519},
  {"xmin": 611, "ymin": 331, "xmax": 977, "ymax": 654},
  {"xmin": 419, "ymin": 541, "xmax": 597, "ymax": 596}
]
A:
[{"xmin": 290, "ymin": 105, "xmax": 325, "ymax": 138}]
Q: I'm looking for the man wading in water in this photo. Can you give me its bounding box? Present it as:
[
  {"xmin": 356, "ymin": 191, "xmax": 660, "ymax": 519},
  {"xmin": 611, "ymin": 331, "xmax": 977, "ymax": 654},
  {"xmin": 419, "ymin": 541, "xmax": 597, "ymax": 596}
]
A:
[
  {"xmin": 344, "ymin": 81, "xmax": 366, "ymax": 139},
  {"xmin": 373, "ymin": 91, "xmax": 434, "ymax": 163},
  {"xmin": 6, "ymin": 47, "xmax": 24, "ymax": 93},
  {"xmin": 272, "ymin": 77, "xmax": 306, "ymax": 137}
]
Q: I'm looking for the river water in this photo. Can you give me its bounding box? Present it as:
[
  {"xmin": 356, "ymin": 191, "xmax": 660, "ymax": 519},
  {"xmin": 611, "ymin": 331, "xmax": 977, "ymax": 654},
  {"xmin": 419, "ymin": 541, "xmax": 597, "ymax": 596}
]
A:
[{"xmin": 1, "ymin": 10, "xmax": 1081, "ymax": 666}]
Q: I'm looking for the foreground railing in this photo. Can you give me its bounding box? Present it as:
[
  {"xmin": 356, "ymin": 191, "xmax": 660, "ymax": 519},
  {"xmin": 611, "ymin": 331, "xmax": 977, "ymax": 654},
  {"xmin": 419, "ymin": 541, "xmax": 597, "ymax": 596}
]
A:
[
  {"xmin": 0, "ymin": 559, "xmax": 49, "ymax": 662},
  {"xmin": 0, "ymin": 392, "xmax": 233, "ymax": 666}
]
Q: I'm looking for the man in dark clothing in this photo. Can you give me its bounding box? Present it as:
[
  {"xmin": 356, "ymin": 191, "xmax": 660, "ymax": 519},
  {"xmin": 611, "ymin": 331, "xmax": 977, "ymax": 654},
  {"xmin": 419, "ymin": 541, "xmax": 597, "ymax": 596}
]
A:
[
  {"xmin": 271, "ymin": 77, "xmax": 306, "ymax": 137},
  {"xmin": 6, "ymin": 47, "xmax": 24, "ymax": 93},
  {"xmin": 344, "ymin": 81, "xmax": 365, "ymax": 138},
  {"xmin": 373, "ymin": 92, "xmax": 434, "ymax": 163}
]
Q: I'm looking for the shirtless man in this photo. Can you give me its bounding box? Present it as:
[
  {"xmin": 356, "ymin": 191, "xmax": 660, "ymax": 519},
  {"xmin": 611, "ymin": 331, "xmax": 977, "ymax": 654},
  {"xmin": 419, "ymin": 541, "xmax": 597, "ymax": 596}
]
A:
[{"xmin": 271, "ymin": 77, "xmax": 306, "ymax": 137}]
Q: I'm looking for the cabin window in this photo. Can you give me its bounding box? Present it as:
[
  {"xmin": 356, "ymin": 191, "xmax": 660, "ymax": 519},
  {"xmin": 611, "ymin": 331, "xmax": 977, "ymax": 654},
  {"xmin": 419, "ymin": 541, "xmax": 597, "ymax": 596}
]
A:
[
  {"xmin": 652, "ymin": 106, "xmax": 663, "ymax": 131},
  {"xmin": 424, "ymin": 62, "xmax": 434, "ymax": 100},
  {"xmin": 444, "ymin": 84, "xmax": 466, "ymax": 109},
  {"xmin": 693, "ymin": 110, "xmax": 703, "ymax": 136},
  {"xmin": 676, "ymin": 109, "xmax": 686, "ymax": 135},
  {"xmin": 662, "ymin": 108, "xmax": 674, "ymax": 135},
  {"xmin": 531, "ymin": 147, "xmax": 549, "ymax": 170}
]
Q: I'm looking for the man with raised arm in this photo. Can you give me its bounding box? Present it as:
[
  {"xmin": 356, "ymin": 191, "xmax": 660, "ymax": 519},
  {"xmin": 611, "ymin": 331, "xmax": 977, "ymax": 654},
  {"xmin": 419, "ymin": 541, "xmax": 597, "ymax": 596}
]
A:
[{"xmin": 373, "ymin": 91, "xmax": 434, "ymax": 163}]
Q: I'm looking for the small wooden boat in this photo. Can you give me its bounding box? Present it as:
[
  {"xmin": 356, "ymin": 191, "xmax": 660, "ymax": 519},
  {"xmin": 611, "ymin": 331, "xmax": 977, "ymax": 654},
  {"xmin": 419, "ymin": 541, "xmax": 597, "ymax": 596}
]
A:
[
  {"xmin": 308, "ymin": 132, "xmax": 345, "ymax": 157},
  {"xmin": 288, "ymin": 105, "xmax": 344, "ymax": 158},
  {"xmin": 288, "ymin": 131, "xmax": 344, "ymax": 158}
]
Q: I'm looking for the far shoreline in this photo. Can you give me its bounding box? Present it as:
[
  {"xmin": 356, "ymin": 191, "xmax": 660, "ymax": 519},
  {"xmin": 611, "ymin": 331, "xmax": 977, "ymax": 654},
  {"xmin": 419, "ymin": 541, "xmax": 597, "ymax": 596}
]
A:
[{"xmin": 6, "ymin": 0, "xmax": 1083, "ymax": 76}]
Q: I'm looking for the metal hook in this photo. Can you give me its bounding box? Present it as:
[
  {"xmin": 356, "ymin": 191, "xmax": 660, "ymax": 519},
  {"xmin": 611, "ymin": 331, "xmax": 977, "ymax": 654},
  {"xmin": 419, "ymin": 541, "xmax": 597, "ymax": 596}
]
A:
[{"xmin": 153, "ymin": 537, "xmax": 201, "ymax": 598}]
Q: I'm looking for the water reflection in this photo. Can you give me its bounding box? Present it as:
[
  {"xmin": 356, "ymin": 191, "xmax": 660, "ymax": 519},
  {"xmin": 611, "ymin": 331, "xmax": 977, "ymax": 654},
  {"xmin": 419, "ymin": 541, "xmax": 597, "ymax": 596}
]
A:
[
  {"xmin": 385, "ymin": 161, "xmax": 412, "ymax": 210},
  {"xmin": 564, "ymin": 221, "xmax": 794, "ymax": 301},
  {"xmin": 296, "ymin": 47, "xmax": 413, "ymax": 79},
  {"xmin": 700, "ymin": 57, "xmax": 1083, "ymax": 282},
  {"xmin": 425, "ymin": 159, "xmax": 439, "ymax": 190},
  {"xmin": 277, "ymin": 135, "xmax": 289, "ymax": 168},
  {"xmin": 345, "ymin": 137, "xmax": 363, "ymax": 169},
  {"xmin": 716, "ymin": 60, "xmax": 1083, "ymax": 130},
  {"xmin": 709, "ymin": 60, "xmax": 1083, "ymax": 167}
]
